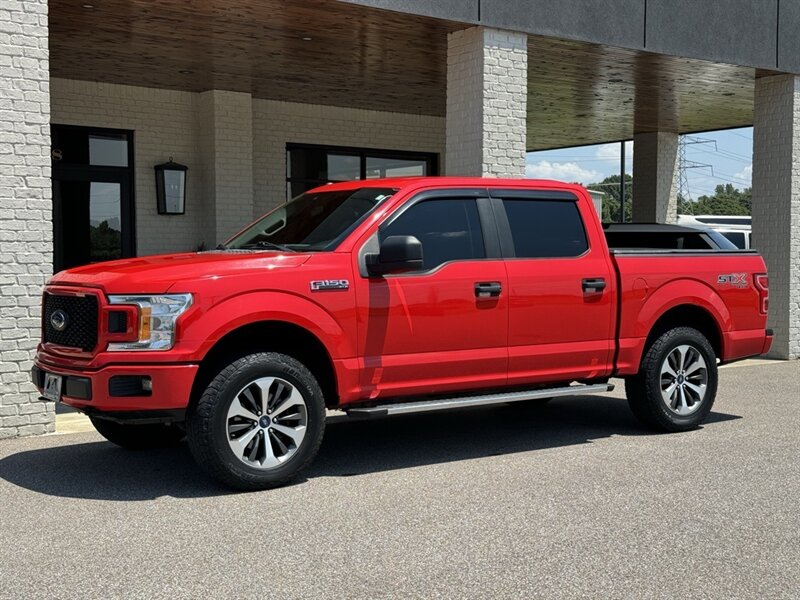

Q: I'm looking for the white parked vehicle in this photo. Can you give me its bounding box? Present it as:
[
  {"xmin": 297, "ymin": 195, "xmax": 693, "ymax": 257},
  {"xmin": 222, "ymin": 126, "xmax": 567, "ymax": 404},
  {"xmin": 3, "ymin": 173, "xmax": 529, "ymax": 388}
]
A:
[{"xmin": 677, "ymin": 214, "xmax": 752, "ymax": 249}]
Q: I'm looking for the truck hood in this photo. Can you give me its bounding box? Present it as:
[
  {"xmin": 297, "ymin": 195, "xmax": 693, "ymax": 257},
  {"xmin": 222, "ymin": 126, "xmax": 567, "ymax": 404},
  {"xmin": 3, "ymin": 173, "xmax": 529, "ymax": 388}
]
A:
[{"xmin": 48, "ymin": 251, "xmax": 311, "ymax": 294}]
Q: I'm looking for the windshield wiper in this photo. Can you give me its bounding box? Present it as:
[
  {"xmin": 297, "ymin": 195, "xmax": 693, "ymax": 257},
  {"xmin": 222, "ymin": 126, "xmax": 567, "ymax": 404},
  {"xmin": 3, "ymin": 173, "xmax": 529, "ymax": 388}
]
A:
[{"xmin": 238, "ymin": 241, "xmax": 296, "ymax": 252}]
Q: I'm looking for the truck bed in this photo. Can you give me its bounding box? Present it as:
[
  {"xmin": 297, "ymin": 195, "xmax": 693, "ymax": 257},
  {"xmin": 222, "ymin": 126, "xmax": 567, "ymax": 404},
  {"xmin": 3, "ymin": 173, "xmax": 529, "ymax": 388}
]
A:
[{"xmin": 609, "ymin": 250, "xmax": 769, "ymax": 375}]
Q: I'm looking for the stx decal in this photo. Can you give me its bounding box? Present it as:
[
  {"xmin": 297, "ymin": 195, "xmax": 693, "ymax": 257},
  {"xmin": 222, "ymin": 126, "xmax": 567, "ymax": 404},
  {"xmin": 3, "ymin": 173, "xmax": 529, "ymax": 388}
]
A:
[{"xmin": 717, "ymin": 273, "xmax": 748, "ymax": 288}]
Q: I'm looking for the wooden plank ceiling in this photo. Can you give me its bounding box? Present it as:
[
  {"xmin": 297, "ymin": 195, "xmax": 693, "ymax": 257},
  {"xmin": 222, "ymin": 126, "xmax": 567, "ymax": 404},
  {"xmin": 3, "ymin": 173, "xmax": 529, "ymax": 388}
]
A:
[
  {"xmin": 49, "ymin": 0, "xmax": 767, "ymax": 149},
  {"xmin": 525, "ymin": 37, "xmax": 766, "ymax": 150},
  {"xmin": 49, "ymin": 0, "xmax": 457, "ymax": 115}
]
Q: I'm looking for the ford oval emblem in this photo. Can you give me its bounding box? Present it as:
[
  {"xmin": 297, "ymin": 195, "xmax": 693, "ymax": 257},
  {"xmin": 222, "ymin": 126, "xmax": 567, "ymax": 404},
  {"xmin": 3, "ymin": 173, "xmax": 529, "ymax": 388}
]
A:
[{"xmin": 50, "ymin": 309, "xmax": 69, "ymax": 332}]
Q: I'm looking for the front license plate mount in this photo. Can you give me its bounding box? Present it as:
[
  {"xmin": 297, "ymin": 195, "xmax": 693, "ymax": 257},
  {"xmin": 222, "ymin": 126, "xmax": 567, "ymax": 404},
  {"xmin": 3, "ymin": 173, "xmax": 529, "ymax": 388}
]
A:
[{"xmin": 43, "ymin": 372, "xmax": 62, "ymax": 402}]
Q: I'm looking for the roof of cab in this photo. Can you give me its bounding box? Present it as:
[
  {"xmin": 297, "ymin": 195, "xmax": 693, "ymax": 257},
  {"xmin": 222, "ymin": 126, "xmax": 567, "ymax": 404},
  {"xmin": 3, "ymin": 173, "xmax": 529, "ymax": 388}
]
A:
[{"xmin": 307, "ymin": 176, "xmax": 585, "ymax": 194}]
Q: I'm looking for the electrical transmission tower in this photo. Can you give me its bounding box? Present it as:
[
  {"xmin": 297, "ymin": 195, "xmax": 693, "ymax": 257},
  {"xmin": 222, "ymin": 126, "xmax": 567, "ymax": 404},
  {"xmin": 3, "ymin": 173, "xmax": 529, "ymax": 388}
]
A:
[{"xmin": 677, "ymin": 135, "xmax": 715, "ymax": 214}]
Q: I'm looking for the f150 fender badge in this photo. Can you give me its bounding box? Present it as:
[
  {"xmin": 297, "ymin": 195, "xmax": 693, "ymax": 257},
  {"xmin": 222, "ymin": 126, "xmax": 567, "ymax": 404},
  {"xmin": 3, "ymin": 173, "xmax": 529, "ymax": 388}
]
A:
[
  {"xmin": 310, "ymin": 280, "xmax": 350, "ymax": 291},
  {"xmin": 718, "ymin": 273, "xmax": 748, "ymax": 288}
]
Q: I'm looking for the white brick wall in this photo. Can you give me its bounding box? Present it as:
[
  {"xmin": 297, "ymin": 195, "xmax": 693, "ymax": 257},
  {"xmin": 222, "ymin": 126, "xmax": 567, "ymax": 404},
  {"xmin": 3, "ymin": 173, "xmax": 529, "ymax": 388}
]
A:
[
  {"xmin": 51, "ymin": 79, "xmax": 214, "ymax": 254},
  {"xmin": 51, "ymin": 80, "xmax": 446, "ymax": 242},
  {"xmin": 752, "ymin": 74, "xmax": 800, "ymax": 359},
  {"xmin": 0, "ymin": 0, "xmax": 54, "ymax": 437},
  {"xmin": 198, "ymin": 90, "xmax": 254, "ymax": 242},
  {"xmin": 252, "ymin": 100, "xmax": 445, "ymax": 216},
  {"xmin": 632, "ymin": 131, "xmax": 679, "ymax": 224},
  {"xmin": 446, "ymin": 27, "xmax": 528, "ymax": 177}
]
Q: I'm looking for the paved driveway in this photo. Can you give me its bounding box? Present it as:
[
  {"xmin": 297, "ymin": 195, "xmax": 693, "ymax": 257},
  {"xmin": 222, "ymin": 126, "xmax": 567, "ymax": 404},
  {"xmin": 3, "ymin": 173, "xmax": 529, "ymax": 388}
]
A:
[{"xmin": 1, "ymin": 361, "xmax": 798, "ymax": 599}]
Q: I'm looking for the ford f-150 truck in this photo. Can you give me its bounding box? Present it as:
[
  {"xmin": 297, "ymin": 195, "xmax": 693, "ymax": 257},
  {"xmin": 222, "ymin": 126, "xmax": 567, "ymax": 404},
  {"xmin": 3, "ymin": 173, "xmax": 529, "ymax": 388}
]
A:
[{"xmin": 32, "ymin": 177, "xmax": 773, "ymax": 489}]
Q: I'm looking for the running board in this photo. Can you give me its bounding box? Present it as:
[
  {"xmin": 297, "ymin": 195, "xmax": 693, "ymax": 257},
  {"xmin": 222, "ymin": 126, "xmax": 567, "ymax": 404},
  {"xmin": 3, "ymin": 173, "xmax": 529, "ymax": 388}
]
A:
[{"xmin": 346, "ymin": 383, "xmax": 614, "ymax": 418}]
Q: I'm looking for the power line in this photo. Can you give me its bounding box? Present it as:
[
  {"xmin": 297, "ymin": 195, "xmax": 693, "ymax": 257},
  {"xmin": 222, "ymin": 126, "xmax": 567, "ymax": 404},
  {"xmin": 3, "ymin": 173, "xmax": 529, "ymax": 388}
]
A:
[
  {"xmin": 729, "ymin": 129, "xmax": 753, "ymax": 141},
  {"xmin": 677, "ymin": 135, "xmax": 715, "ymax": 211},
  {"xmin": 687, "ymin": 146, "xmax": 752, "ymax": 163}
]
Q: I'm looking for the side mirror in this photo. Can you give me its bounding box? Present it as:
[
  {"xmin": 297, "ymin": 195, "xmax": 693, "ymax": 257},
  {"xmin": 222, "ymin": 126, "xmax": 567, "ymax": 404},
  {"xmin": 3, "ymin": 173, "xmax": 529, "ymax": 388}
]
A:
[{"xmin": 366, "ymin": 235, "xmax": 423, "ymax": 276}]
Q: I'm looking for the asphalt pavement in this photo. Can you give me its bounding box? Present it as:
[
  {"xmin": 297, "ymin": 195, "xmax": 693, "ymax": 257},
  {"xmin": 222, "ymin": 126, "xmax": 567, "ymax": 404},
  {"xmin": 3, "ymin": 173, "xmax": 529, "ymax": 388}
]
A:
[{"xmin": 1, "ymin": 360, "xmax": 798, "ymax": 599}]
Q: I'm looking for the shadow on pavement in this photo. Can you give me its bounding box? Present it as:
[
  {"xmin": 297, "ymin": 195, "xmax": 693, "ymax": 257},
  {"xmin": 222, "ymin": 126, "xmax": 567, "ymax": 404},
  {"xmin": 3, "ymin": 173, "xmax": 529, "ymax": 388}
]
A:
[{"xmin": 0, "ymin": 395, "xmax": 740, "ymax": 501}]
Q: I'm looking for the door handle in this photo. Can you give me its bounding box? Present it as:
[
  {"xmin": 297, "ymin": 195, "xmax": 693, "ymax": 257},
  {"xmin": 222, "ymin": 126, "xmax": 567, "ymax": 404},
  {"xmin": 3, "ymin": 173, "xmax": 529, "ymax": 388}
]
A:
[
  {"xmin": 582, "ymin": 278, "xmax": 607, "ymax": 293},
  {"xmin": 475, "ymin": 282, "xmax": 502, "ymax": 298}
]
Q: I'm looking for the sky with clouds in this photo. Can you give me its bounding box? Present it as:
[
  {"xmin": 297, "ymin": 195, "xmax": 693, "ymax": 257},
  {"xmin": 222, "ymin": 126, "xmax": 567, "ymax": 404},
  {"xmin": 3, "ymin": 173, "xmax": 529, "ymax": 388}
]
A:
[{"xmin": 525, "ymin": 127, "xmax": 753, "ymax": 199}]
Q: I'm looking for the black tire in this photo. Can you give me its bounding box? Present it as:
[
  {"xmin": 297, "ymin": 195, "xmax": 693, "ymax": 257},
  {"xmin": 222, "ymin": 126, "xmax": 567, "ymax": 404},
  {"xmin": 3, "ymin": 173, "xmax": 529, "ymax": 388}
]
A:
[
  {"xmin": 625, "ymin": 326, "xmax": 718, "ymax": 432},
  {"xmin": 91, "ymin": 418, "xmax": 185, "ymax": 449},
  {"xmin": 186, "ymin": 352, "xmax": 326, "ymax": 491}
]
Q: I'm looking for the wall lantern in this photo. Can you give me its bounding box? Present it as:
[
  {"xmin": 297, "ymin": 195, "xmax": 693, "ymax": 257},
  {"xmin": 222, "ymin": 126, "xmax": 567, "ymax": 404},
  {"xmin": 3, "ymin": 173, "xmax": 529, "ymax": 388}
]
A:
[{"xmin": 155, "ymin": 158, "xmax": 188, "ymax": 215}]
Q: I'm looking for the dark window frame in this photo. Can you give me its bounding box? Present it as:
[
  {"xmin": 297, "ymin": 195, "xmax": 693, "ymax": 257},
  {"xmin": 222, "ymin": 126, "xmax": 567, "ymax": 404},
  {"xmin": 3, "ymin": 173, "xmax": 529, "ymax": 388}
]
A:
[
  {"xmin": 357, "ymin": 189, "xmax": 502, "ymax": 277},
  {"xmin": 380, "ymin": 198, "xmax": 486, "ymax": 272},
  {"xmin": 488, "ymin": 190, "xmax": 590, "ymax": 260},
  {"xmin": 286, "ymin": 142, "xmax": 439, "ymax": 199},
  {"xmin": 51, "ymin": 124, "xmax": 136, "ymax": 272}
]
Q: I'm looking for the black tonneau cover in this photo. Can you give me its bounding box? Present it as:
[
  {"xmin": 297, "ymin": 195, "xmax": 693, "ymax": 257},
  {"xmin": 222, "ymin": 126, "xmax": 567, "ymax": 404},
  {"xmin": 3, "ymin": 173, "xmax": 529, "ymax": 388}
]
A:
[{"xmin": 603, "ymin": 223, "xmax": 738, "ymax": 251}]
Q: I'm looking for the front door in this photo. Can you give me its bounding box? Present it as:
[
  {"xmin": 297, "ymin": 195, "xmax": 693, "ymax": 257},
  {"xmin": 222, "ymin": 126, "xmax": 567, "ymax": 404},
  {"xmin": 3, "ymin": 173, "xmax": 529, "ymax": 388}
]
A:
[
  {"xmin": 354, "ymin": 192, "xmax": 508, "ymax": 400},
  {"xmin": 51, "ymin": 125, "xmax": 134, "ymax": 272}
]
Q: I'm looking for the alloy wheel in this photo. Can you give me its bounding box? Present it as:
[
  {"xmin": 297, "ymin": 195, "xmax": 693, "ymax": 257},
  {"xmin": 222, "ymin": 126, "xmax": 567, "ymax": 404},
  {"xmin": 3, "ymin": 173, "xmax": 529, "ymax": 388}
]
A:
[
  {"xmin": 226, "ymin": 376, "xmax": 308, "ymax": 469},
  {"xmin": 659, "ymin": 344, "xmax": 708, "ymax": 416}
]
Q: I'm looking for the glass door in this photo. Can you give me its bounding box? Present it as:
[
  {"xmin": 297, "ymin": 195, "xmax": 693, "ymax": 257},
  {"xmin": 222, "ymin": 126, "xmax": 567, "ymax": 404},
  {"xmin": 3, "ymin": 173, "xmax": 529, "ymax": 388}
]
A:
[{"xmin": 51, "ymin": 126, "xmax": 134, "ymax": 272}]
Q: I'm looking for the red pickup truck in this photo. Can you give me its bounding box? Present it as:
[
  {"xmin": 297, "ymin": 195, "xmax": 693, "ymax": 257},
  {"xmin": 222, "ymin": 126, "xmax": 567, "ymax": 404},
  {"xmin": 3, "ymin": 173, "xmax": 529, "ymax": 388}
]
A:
[{"xmin": 33, "ymin": 177, "xmax": 772, "ymax": 489}]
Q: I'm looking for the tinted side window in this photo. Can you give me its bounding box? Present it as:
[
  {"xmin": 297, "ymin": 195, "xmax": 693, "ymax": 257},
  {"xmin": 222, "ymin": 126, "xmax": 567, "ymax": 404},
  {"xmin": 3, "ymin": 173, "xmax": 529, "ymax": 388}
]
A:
[
  {"xmin": 721, "ymin": 231, "xmax": 746, "ymax": 249},
  {"xmin": 381, "ymin": 199, "xmax": 485, "ymax": 270},
  {"xmin": 503, "ymin": 199, "xmax": 588, "ymax": 258}
]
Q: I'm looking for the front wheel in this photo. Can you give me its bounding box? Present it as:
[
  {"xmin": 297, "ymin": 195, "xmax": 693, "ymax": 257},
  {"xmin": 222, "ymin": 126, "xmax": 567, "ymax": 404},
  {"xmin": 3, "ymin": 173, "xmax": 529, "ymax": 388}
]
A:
[
  {"xmin": 186, "ymin": 352, "xmax": 326, "ymax": 490},
  {"xmin": 625, "ymin": 327, "xmax": 718, "ymax": 432}
]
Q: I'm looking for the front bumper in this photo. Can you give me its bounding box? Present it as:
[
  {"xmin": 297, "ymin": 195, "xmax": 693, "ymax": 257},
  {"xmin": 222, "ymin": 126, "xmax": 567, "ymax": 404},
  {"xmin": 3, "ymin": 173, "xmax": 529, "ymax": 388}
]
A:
[{"xmin": 32, "ymin": 360, "xmax": 198, "ymax": 413}]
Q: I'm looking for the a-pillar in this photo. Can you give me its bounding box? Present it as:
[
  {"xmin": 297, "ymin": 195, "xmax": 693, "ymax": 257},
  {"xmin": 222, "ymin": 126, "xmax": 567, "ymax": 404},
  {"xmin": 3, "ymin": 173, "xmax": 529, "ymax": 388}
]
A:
[
  {"xmin": 752, "ymin": 74, "xmax": 800, "ymax": 359},
  {"xmin": 632, "ymin": 132, "xmax": 679, "ymax": 224},
  {"xmin": 445, "ymin": 27, "xmax": 528, "ymax": 177}
]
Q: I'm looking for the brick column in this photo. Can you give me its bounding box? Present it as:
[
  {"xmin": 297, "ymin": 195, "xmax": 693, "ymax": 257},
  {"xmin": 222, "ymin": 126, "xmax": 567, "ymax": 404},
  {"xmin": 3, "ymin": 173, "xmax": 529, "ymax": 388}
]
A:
[
  {"xmin": 752, "ymin": 74, "xmax": 800, "ymax": 359},
  {"xmin": 197, "ymin": 90, "xmax": 254, "ymax": 244},
  {"xmin": 632, "ymin": 132, "xmax": 679, "ymax": 223},
  {"xmin": 446, "ymin": 27, "xmax": 527, "ymax": 177},
  {"xmin": 0, "ymin": 0, "xmax": 54, "ymax": 438}
]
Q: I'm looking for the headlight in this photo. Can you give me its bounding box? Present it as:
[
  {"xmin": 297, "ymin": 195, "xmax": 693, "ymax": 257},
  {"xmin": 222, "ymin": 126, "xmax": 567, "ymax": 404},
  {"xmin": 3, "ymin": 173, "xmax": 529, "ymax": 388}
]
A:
[{"xmin": 107, "ymin": 294, "xmax": 193, "ymax": 351}]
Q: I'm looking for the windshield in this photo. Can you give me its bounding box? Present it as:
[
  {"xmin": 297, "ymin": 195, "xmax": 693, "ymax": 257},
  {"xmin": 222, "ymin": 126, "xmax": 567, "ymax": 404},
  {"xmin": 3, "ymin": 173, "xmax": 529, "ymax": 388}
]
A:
[{"xmin": 225, "ymin": 187, "xmax": 396, "ymax": 252}]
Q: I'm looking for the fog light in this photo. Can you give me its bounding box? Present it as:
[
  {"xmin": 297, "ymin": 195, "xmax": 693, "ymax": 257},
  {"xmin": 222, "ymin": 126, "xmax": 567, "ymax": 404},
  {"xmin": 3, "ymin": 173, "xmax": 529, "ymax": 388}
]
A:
[{"xmin": 109, "ymin": 375, "xmax": 152, "ymax": 397}]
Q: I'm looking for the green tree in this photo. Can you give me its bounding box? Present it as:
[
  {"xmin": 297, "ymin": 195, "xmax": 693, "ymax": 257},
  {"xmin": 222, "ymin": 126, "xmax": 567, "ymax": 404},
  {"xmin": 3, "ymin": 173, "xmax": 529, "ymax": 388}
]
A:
[
  {"xmin": 587, "ymin": 174, "xmax": 633, "ymax": 223},
  {"xmin": 679, "ymin": 184, "xmax": 751, "ymax": 216},
  {"xmin": 90, "ymin": 220, "xmax": 121, "ymax": 262}
]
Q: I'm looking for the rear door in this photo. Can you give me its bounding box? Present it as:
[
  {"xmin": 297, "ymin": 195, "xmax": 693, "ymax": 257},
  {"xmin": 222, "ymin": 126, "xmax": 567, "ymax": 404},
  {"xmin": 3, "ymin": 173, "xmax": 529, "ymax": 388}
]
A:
[
  {"xmin": 353, "ymin": 189, "xmax": 508, "ymax": 399},
  {"xmin": 490, "ymin": 188, "xmax": 616, "ymax": 385}
]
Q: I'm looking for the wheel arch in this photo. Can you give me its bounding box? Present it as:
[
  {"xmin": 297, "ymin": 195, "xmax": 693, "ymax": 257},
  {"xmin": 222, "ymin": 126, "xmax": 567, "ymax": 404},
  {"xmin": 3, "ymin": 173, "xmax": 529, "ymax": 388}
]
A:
[
  {"xmin": 632, "ymin": 279, "xmax": 729, "ymax": 359},
  {"xmin": 644, "ymin": 304, "xmax": 724, "ymax": 362},
  {"xmin": 189, "ymin": 320, "xmax": 340, "ymax": 410}
]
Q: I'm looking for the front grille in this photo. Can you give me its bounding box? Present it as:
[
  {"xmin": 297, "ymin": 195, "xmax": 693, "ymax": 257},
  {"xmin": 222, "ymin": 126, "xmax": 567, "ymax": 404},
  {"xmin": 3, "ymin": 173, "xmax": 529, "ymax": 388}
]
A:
[{"xmin": 43, "ymin": 293, "xmax": 99, "ymax": 352}]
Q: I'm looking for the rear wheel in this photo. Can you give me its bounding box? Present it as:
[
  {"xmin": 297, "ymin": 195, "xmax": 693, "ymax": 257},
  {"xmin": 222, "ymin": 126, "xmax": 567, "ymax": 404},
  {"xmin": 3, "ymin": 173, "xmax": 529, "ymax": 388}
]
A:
[
  {"xmin": 186, "ymin": 352, "xmax": 326, "ymax": 490},
  {"xmin": 91, "ymin": 418, "xmax": 184, "ymax": 449},
  {"xmin": 625, "ymin": 326, "xmax": 718, "ymax": 432}
]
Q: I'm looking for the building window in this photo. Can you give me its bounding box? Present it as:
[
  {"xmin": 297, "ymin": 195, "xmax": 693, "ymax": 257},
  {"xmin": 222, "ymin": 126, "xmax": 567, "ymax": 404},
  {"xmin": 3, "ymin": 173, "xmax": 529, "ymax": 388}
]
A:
[
  {"xmin": 51, "ymin": 125, "xmax": 135, "ymax": 272},
  {"xmin": 286, "ymin": 143, "xmax": 438, "ymax": 199}
]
